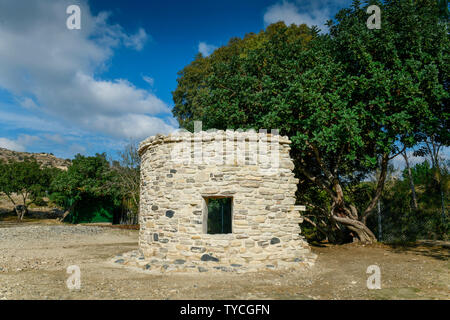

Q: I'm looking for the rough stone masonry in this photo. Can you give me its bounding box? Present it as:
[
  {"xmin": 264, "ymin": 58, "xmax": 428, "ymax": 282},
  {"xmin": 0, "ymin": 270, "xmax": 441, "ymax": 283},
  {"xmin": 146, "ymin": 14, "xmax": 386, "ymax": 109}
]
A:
[{"xmin": 113, "ymin": 129, "xmax": 316, "ymax": 273}]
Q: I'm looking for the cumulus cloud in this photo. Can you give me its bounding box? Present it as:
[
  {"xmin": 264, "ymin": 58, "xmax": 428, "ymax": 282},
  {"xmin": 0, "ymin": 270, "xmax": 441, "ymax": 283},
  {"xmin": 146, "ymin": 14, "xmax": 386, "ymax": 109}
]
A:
[
  {"xmin": 0, "ymin": 0, "xmax": 175, "ymax": 141},
  {"xmin": 198, "ymin": 42, "xmax": 218, "ymax": 57}
]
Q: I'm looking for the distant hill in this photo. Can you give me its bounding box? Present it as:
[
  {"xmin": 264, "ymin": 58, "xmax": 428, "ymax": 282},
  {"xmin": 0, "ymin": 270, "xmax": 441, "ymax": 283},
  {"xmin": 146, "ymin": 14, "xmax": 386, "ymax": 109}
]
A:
[{"xmin": 0, "ymin": 147, "xmax": 71, "ymax": 170}]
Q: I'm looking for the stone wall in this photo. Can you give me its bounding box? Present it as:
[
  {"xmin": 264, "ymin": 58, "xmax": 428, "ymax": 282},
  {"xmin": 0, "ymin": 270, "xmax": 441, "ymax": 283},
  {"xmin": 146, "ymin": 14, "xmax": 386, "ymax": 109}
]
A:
[{"xmin": 125, "ymin": 130, "xmax": 316, "ymax": 273}]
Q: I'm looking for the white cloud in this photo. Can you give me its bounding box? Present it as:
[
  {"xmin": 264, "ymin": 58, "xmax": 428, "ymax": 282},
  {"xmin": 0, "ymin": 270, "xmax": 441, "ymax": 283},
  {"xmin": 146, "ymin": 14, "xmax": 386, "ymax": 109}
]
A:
[
  {"xmin": 0, "ymin": 134, "xmax": 40, "ymax": 152},
  {"xmin": 123, "ymin": 28, "xmax": 148, "ymax": 51},
  {"xmin": 16, "ymin": 97, "xmax": 39, "ymax": 110},
  {"xmin": 0, "ymin": 0, "xmax": 175, "ymax": 141},
  {"xmin": 0, "ymin": 137, "xmax": 26, "ymax": 152},
  {"xmin": 142, "ymin": 75, "xmax": 155, "ymax": 87},
  {"xmin": 263, "ymin": 1, "xmax": 331, "ymax": 30},
  {"xmin": 0, "ymin": 107, "xmax": 78, "ymax": 135},
  {"xmin": 80, "ymin": 113, "xmax": 176, "ymax": 139},
  {"xmin": 17, "ymin": 134, "xmax": 41, "ymax": 147},
  {"xmin": 198, "ymin": 42, "xmax": 218, "ymax": 57}
]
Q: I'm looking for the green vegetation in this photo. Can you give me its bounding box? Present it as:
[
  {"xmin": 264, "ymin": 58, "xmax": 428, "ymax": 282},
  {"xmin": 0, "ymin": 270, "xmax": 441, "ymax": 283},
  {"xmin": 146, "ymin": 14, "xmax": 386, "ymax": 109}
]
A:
[
  {"xmin": 0, "ymin": 143, "xmax": 140, "ymax": 224},
  {"xmin": 373, "ymin": 160, "xmax": 449, "ymax": 242},
  {"xmin": 50, "ymin": 153, "xmax": 119, "ymax": 223},
  {"xmin": 50, "ymin": 145, "xmax": 140, "ymax": 224},
  {"xmin": 172, "ymin": 0, "xmax": 449, "ymax": 242}
]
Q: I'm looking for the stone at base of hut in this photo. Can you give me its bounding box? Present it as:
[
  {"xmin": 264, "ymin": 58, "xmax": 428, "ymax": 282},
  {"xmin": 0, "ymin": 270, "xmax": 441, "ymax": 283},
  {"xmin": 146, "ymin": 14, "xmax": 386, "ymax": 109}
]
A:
[{"xmin": 110, "ymin": 249, "xmax": 317, "ymax": 274}]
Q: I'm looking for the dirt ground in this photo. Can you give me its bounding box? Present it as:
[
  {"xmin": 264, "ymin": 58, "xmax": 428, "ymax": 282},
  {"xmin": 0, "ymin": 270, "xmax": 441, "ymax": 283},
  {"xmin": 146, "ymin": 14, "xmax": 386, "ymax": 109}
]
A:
[{"xmin": 0, "ymin": 220, "xmax": 448, "ymax": 300}]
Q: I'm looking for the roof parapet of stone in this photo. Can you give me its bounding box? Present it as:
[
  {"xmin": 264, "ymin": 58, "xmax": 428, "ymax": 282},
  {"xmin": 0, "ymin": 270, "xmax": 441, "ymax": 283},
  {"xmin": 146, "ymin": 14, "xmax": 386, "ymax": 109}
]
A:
[{"xmin": 138, "ymin": 130, "xmax": 291, "ymax": 156}]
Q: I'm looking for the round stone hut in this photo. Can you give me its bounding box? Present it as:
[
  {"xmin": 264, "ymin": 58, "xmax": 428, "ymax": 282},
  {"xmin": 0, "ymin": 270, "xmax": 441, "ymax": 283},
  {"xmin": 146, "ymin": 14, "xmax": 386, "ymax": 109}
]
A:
[{"xmin": 123, "ymin": 129, "xmax": 316, "ymax": 273}]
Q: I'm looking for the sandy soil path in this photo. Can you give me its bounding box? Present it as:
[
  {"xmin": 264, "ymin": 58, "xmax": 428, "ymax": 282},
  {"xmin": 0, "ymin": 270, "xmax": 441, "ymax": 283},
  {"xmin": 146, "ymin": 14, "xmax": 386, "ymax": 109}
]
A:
[{"xmin": 0, "ymin": 222, "xmax": 448, "ymax": 300}]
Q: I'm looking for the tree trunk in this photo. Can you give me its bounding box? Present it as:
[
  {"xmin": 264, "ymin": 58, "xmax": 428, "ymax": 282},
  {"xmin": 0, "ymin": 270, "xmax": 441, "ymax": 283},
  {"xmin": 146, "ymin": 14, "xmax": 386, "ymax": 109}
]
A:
[
  {"xmin": 58, "ymin": 203, "xmax": 75, "ymax": 222},
  {"xmin": 434, "ymin": 165, "xmax": 446, "ymax": 224},
  {"xmin": 426, "ymin": 138, "xmax": 446, "ymax": 224},
  {"xmin": 331, "ymin": 203, "xmax": 377, "ymax": 243},
  {"xmin": 297, "ymin": 148, "xmax": 389, "ymax": 244},
  {"xmin": 377, "ymin": 200, "xmax": 382, "ymax": 241},
  {"xmin": 14, "ymin": 205, "xmax": 28, "ymax": 221},
  {"xmin": 402, "ymin": 151, "xmax": 418, "ymax": 210}
]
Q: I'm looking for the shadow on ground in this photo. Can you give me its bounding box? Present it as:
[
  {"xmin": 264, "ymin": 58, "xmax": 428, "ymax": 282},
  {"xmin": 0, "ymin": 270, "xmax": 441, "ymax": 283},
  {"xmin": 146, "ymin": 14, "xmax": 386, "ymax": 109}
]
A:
[{"xmin": 386, "ymin": 240, "xmax": 450, "ymax": 261}]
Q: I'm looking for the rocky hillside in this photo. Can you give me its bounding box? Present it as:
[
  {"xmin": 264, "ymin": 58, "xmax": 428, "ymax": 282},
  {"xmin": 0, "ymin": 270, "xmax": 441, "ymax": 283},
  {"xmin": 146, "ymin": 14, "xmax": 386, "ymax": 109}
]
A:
[{"xmin": 0, "ymin": 148, "xmax": 71, "ymax": 170}]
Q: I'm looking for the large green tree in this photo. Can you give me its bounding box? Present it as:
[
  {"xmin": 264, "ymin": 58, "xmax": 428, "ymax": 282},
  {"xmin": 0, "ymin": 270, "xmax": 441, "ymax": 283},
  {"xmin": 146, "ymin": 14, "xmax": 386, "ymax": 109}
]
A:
[{"xmin": 172, "ymin": 0, "xmax": 449, "ymax": 242}]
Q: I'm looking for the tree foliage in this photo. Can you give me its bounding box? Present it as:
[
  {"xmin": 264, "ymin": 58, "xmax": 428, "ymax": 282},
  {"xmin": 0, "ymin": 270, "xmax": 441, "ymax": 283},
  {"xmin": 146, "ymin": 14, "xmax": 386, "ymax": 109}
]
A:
[
  {"xmin": 172, "ymin": 22, "xmax": 316, "ymax": 131},
  {"xmin": 49, "ymin": 148, "xmax": 141, "ymax": 224}
]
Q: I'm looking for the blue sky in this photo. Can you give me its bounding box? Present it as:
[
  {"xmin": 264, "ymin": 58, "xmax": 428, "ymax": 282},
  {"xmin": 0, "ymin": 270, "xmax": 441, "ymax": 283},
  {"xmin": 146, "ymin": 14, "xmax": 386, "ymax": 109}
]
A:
[{"xmin": 0, "ymin": 0, "xmax": 446, "ymax": 168}]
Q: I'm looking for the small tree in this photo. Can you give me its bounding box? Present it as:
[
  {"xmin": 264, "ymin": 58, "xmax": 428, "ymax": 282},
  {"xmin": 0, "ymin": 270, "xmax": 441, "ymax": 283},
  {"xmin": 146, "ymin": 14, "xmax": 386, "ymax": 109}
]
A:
[
  {"xmin": 0, "ymin": 159, "xmax": 50, "ymax": 221},
  {"xmin": 110, "ymin": 142, "xmax": 141, "ymax": 224},
  {"xmin": 50, "ymin": 153, "xmax": 121, "ymax": 223}
]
